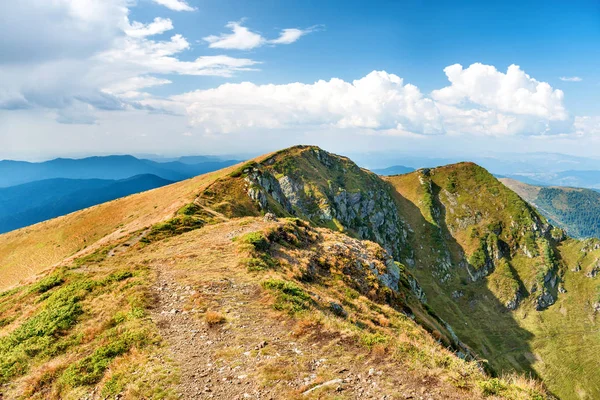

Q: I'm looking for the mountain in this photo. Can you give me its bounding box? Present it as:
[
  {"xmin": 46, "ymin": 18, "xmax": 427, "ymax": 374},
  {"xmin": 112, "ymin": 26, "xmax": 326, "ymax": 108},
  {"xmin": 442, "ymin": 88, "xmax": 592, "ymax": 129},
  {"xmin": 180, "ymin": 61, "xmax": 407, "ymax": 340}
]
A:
[
  {"xmin": 507, "ymin": 170, "xmax": 600, "ymax": 190},
  {"xmin": 2, "ymin": 146, "xmax": 599, "ymax": 399},
  {"xmin": 0, "ymin": 155, "xmax": 240, "ymax": 188},
  {"xmin": 501, "ymin": 178, "xmax": 600, "ymax": 239},
  {"xmin": 351, "ymin": 152, "xmax": 600, "ymax": 176},
  {"xmin": 0, "ymin": 174, "xmax": 174, "ymax": 234},
  {"xmin": 371, "ymin": 165, "xmax": 415, "ymax": 176}
]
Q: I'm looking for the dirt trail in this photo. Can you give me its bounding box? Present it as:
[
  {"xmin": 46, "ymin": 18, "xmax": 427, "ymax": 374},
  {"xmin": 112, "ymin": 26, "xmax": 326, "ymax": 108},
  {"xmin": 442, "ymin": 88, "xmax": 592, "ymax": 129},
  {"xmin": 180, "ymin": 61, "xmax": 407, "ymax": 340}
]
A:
[{"xmin": 147, "ymin": 219, "xmax": 482, "ymax": 399}]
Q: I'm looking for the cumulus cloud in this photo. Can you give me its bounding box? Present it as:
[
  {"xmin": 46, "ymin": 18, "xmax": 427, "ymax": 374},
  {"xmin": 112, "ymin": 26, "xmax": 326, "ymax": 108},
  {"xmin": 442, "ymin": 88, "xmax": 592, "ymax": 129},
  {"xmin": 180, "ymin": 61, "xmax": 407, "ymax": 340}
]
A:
[
  {"xmin": 432, "ymin": 63, "xmax": 570, "ymax": 135},
  {"xmin": 125, "ymin": 17, "xmax": 174, "ymax": 38},
  {"xmin": 203, "ymin": 21, "xmax": 316, "ymax": 50},
  {"xmin": 173, "ymin": 71, "xmax": 443, "ymax": 135},
  {"xmin": 152, "ymin": 0, "xmax": 196, "ymax": 12},
  {"xmin": 0, "ymin": 0, "xmax": 128, "ymax": 63},
  {"xmin": 0, "ymin": 0, "xmax": 261, "ymax": 123},
  {"xmin": 169, "ymin": 63, "xmax": 578, "ymax": 137},
  {"xmin": 203, "ymin": 21, "xmax": 266, "ymax": 50},
  {"xmin": 560, "ymin": 76, "xmax": 582, "ymax": 82},
  {"xmin": 574, "ymin": 116, "xmax": 600, "ymax": 137},
  {"xmin": 270, "ymin": 27, "xmax": 319, "ymax": 44}
]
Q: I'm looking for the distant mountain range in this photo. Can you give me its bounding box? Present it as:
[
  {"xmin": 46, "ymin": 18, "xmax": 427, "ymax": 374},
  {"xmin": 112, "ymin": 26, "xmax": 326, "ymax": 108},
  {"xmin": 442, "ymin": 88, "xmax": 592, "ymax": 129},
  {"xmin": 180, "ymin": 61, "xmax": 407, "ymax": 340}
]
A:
[
  {"xmin": 0, "ymin": 154, "xmax": 242, "ymax": 233},
  {"xmin": 0, "ymin": 155, "xmax": 240, "ymax": 188},
  {"xmin": 0, "ymin": 174, "xmax": 174, "ymax": 234},
  {"xmin": 500, "ymin": 178, "xmax": 600, "ymax": 239},
  {"xmin": 370, "ymin": 165, "xmax": 415, "ymax": 176}
]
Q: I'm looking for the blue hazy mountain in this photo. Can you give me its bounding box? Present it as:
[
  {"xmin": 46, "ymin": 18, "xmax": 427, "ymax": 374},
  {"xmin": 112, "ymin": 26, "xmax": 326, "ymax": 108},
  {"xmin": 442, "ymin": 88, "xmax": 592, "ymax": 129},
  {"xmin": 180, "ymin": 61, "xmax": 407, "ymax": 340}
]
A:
[
  {"xmin": 0, "ymin": 155, "xmax": 240, "ymax": 188},
  {"xmin": 0, "ymin": 174, "xmax": 174, "ymax": 234},
  {"xmin": 371, "ymin": 165, "xmax": 415, "ymax": 176}
]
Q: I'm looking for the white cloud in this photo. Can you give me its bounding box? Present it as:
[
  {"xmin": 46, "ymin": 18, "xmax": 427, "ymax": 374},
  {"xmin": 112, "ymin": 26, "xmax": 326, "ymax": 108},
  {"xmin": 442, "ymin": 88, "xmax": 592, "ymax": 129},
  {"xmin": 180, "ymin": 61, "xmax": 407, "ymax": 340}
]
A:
[
  {"xmin": 0, "ymin": 0, "xmax": 129, "ymax": 63},
  {"xmin": 204, "ymin": 21, "xmax": 265, "ymax": 50},
  {"xmin": 0, "ymin": 1, "xmax": 261, "ymax": 124},
  {"xmin": 125, "ymin": 17, "xmax": 174, "ymax": 38},
  {"xmin": 560, "ymin": 76, "xmax": 582, "ymax": 82},
  {"xmin": 203, "ymin": 21, "xmax": 317, "ymax": 50},
  {"xmin": 151, "ymin": 0, "xmax": 196, "ymax": 12},
  {"xmin": 432, "ymin": 63, "xmax": 570, "ymax": 136},
  {"xmin": 574, "ymin": 116, "xmax": 600, "ymax": 137},
  {"xmin": 173, "ymin": 71, "xmax": 443, "ymax": 135},
  {"xmin": 270, "ymin": 27, "xmax": 317, "ymax": 44}
]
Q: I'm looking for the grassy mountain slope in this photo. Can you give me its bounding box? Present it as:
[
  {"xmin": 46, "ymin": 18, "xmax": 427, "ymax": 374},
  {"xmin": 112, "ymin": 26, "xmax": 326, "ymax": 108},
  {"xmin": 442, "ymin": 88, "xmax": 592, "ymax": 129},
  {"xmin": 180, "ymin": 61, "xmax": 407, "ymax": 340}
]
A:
[
  {"xmin": 501, "ymin": 178, "xmax": 600, "ymax": 239},
  {"xmin": 0, "ymin": 165, "xmax": 243, "ymax": 290},
  {"xmin": 0, "ymin": 175, "xmax": 174, "ymax": 234},
  {"xmin": 0, "ymin": 146, "xmax": 555, "ymax": 399},
  {"xmin": 0, "ymin": 214, "xmax": 550, "ymax": 399},
  {"xmin": 386, "ymin": 166, "xmax": 599, "ymax": 400}
]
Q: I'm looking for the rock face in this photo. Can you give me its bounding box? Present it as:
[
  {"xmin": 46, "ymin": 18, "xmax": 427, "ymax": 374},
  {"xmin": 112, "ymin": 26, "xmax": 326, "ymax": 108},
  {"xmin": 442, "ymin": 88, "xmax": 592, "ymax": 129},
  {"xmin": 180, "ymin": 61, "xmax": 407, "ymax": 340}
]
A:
[
  {"xmin": 505, "ymin": 292, "xmax": 522, "ymax": 311},
  {"xmin": 240, "ymin": 147, "xmax": 410, "ymax": 262}
]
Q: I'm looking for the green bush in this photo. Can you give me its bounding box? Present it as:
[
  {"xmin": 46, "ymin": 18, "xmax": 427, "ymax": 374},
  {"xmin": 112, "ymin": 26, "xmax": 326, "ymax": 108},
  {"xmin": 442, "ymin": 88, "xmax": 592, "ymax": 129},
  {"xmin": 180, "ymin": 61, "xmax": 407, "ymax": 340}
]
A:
[
  {"xmin": 239, "ymin": 231, "xmax": 270, "ymax": 252},
  {"xmin": 0, "ymin": 280, "xmax": 94, "ymax": 383},
  {"xmin": 29, "ymin": 274, "xmax": 64, "ymax": 294},
  {"xmin": 60, "ymin": 330, "xmax": 150, "ymax": 387},
  {"xmin": 261, "ymin": 279, "xmax": 313, "ymax": 315}
]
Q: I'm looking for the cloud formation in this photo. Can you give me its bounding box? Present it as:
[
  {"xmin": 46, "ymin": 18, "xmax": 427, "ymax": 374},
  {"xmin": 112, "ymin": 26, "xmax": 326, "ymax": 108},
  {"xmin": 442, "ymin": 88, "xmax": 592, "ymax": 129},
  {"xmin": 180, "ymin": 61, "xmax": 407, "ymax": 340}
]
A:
[
  {"xmin": 124, "ymin": 17, "xmax": 174, "ymax": 38},
  {"xmin": 432, "ymin": 63, "xmax": 571, "ymax": 136},
  {"xmin": 560, "ymin": 76, "xmax": 583, "ymax": 82},
  {"xmin": 203, "ymin": 21, "xmax": 316, "ymax": 50},
  {"xmin": 174, "ymin": 71, "xmax": 443, "ymax": 135},
  {"xmin": 171, "ymin": 64, "xmax": 575, "ymax": 137},
  {"xmin": 0, "ymin": 0, "xmax": 261, "ymax": 123},
  {"xmin": 151, "ymin": 0, "xmax": 196, "ymax": 12}
]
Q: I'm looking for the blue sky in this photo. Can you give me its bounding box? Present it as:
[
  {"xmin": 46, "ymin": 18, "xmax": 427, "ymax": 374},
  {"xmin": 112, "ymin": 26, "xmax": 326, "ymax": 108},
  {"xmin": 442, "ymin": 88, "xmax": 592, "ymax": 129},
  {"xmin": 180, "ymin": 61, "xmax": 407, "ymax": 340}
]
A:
[{"xmin": 1, "ymin": 0, "xmax": 599, "ymax": 160}]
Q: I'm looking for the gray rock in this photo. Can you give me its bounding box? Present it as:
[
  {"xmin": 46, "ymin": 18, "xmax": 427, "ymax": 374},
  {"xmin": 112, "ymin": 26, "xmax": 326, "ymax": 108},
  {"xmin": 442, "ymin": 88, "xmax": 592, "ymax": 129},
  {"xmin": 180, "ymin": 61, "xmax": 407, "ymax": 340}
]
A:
[{"xmin": 329, "ymin": 302, "xmax": 348, "ymax": 318}]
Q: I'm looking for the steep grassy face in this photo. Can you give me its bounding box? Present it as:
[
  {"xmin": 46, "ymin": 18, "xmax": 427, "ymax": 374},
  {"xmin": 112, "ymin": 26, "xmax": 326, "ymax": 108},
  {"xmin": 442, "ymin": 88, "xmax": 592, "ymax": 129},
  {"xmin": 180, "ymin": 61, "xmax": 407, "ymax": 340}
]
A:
[{"xmin": 386, "ymin": 164, "xmax": 600, "ymax": 400}]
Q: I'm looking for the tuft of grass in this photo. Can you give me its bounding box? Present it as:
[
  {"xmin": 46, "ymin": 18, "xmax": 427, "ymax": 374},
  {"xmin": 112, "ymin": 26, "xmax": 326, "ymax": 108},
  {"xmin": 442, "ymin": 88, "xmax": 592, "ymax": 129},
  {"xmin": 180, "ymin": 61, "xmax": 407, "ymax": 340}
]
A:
[
  {"xmin": 59, "ymin": 329, "xmax": 151, "ymax": 387},
  {"xmin": 0, "ymin": 279, "xmax": 94, "ymax": 383},
  {"xmin": 205, "ymin": 311, "xmax": 226, "ymax": 325},
  {"xmin": 262, "ymin": 279, "xmax": 313, "ymax": 315},
  {"xmin": 29, "ymin": 273, "xmax": 64, "ymax": 294}
]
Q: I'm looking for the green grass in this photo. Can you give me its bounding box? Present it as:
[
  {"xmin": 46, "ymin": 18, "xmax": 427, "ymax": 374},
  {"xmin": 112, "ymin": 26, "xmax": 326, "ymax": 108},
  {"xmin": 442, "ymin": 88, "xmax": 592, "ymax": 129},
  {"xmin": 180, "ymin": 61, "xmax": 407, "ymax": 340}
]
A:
[{"xmin": 261, "ymin": 278, "xmax": 314, "ymax": 315}]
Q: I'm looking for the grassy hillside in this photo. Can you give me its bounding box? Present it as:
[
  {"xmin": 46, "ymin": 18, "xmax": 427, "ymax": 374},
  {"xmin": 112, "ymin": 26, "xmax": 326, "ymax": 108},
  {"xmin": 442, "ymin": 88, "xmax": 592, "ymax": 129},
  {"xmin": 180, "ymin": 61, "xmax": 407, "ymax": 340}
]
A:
[
  {"xmin": 0, "ymin": 165, "xmax": 243, "ymax": 290},
  {"xmin": 387, "ymin": 166, "xmax": 599, "ymax": 400},
  {"xmin": 0, "ymin": 146, "xmax": 557, "ymax": 399},
  {"xmin": 501, "ymin": 178, "xmax": 600, "ymax": 239},
  {"xmin": 2, "ymin": 145, "xmax": 598, "ymax": 399},
  {"xmin": 0, "ymin": 214, "xmax": 551, "ymax": 399}
]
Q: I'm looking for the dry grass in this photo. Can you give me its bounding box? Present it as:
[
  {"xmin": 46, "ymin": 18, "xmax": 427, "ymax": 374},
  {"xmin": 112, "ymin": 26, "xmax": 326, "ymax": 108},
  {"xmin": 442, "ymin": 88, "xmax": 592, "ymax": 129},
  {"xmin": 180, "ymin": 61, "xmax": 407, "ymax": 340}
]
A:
[
  {"xmin": 0, "ymin": 164, "xmax": 243, "ymax": 291},
  {"xmin": 205, "ymin": 310, "xmax": 226, "ymax": 325}
]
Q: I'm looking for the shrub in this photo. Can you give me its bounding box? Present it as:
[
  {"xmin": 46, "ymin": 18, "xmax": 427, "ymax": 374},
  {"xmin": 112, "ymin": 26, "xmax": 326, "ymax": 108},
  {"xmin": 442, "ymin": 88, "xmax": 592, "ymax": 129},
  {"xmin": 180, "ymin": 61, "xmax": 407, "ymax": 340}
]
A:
[
  {"xmin": 29, "ymin": 274, "xmax": 64, "ymax": 294},
  {"xmin": 60, "ymin": 330, "xmax": 150, "ymax": 387},
  {"xmin": 205, "ymin": 311, "xmax": 226, "ymax": 325},
  {"xmin": 178, "ymin": 203, "xmax": 200, "ymax": 216},
  {"xmin": 261, "ymin": 279, "xmax": 313, "ymax": 315},
  {"xmin": 239, "ymin": 231, "xmax": 270, "ymax": 252}
]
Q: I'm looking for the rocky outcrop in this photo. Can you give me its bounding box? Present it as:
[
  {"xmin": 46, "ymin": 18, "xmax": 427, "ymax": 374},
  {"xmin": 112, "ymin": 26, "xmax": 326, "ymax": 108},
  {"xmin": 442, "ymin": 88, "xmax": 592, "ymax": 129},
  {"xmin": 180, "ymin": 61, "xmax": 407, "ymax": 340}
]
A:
[
  {"xmin": 241, "ymin": 148, "xmax": 411, "ymax": 262},
  {"xmin": 505, "ymin": 291, "xmax": 522, "ymax": 311}
]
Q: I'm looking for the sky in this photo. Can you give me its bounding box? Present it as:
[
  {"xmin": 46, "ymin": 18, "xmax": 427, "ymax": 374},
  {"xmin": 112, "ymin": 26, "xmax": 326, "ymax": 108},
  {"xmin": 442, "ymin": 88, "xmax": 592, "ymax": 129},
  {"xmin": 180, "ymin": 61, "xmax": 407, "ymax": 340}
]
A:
[{"xmin": 1, "ymin": 0, "xmax": 599, "ymax": 161}]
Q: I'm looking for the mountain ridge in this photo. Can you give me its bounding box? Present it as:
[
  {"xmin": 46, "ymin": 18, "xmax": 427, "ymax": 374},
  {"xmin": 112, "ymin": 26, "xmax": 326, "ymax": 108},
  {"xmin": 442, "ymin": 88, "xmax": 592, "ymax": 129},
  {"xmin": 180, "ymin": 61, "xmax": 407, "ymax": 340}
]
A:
[{"xmin": 0, "ymin": 145, "xmax": 598, "ymax": 399}]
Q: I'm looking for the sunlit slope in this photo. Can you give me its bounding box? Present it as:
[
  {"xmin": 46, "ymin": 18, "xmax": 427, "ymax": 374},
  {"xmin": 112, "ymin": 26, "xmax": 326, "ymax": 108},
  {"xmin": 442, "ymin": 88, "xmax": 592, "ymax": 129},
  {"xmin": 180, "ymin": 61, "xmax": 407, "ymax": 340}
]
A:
[
  {"xmin": 386, "ymin": 165, "xmax": 600, "ymax": 400},
  {"xmin": 0, "ymin": 165, "xmax": 242, "ymax": 291}
]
